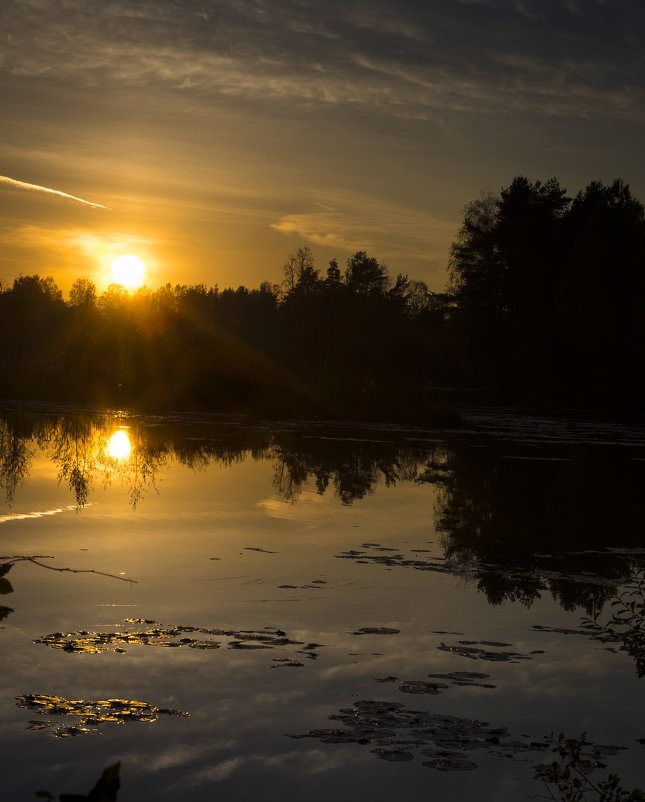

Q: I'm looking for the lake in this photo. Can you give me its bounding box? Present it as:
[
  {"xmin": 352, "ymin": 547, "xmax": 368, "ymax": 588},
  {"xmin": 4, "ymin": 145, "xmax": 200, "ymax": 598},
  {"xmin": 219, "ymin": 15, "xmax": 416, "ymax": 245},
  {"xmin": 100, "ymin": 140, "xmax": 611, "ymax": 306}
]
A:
[{"xmin": 1, "ymin": 406, "xmax": 644, "ymax": 800}]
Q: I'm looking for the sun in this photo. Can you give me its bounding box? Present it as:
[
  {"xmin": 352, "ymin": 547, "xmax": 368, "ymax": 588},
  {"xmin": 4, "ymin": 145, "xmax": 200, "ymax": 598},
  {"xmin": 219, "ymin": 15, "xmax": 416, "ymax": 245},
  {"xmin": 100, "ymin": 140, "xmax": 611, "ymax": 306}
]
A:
[{"xmin": 110, "ymin": 254, "xmax": 146, "ymax": 289}]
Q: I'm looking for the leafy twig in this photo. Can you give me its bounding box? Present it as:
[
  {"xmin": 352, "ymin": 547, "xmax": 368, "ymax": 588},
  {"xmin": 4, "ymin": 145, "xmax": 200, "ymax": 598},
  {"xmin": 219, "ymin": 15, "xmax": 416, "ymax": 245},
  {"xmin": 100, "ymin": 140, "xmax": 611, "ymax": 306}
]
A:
[
  {"xmin": 534, "ymin": 732, "xmax": 645, "ymax": 802},
  {"xmin": 582, "ymin": 567, "xmax": 645, "ymax": 678}
]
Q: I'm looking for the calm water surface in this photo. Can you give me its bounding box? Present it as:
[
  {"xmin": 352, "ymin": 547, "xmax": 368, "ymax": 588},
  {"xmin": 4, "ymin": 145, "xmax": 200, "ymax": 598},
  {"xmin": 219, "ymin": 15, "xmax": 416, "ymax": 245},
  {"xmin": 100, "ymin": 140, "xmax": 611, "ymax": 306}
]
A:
[{"xmin": 1, "ymin": 407, "xmax": 644, "ymax": 800}]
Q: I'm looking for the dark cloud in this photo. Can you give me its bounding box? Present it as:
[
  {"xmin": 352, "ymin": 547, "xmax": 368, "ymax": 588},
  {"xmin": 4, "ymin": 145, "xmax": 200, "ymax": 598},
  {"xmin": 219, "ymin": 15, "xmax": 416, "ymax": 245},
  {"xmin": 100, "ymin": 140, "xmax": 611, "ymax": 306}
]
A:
[{"xmin": 3, "ymin": 0, "xmax": 644, "ymax": 121}]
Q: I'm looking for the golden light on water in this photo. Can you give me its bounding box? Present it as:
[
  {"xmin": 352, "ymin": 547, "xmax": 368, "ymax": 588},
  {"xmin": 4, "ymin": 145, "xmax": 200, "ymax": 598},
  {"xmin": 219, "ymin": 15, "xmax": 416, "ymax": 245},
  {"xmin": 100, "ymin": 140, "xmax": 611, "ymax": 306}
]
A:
[
  {"xmin": 110, "ymin": 254, "xmax": 146, "ymax": 289},
  {"xmin": 108, "ymin": 430, "xmax": 131, "ymax": 459}
]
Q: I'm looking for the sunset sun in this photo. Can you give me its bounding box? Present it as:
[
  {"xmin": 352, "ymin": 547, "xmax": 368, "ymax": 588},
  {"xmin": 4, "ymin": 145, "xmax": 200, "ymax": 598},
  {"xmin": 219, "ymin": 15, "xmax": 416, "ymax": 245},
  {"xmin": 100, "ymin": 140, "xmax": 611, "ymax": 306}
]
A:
[{"xmin": 110, "ymin": 254, "xmax": 146, "ymax": 288}]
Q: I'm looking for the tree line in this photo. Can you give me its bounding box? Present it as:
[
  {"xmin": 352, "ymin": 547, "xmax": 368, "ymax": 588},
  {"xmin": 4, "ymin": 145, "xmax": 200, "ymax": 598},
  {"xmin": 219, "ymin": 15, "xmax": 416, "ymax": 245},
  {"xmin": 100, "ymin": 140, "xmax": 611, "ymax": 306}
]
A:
[
  {"xmin": 1, "ymin": 175, "xmax": 643, "ymax": 418},
  {"xmin": 0, "ymin": 249, "xmax": 454, "ymax": 420}
]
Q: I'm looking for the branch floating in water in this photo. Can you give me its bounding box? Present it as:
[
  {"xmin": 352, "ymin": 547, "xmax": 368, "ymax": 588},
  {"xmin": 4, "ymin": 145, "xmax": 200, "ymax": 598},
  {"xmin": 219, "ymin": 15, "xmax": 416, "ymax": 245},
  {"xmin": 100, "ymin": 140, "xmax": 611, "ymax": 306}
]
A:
[{"xmin": 0, "ymin": 555, "xmax": 137, "ymax": 584}]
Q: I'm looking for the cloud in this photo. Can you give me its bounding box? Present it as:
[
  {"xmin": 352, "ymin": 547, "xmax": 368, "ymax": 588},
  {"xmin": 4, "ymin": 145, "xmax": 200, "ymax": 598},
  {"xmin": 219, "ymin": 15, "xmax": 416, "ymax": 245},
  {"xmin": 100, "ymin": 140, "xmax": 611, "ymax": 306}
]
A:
[
  {"xmin": 0, "ymin": 175, "xmax": 108, "ymax": 208},
  {"xmin": 271, "ymin": 192, "xmax": 456, "ymax": 272},
  {"xmin": 0, "ymin": 223, "xmax": 158, "ymax": 291},
  {"xmin": 1, "ymin": 224, "xmax": 150, "ymax": 257},
  {"xmin": 3, "ymin": 0, "xmax": 644, "ymax": 124},
  {"xmin": 169, "ymin": 746, "xmax": 356, "ymax": 792}
]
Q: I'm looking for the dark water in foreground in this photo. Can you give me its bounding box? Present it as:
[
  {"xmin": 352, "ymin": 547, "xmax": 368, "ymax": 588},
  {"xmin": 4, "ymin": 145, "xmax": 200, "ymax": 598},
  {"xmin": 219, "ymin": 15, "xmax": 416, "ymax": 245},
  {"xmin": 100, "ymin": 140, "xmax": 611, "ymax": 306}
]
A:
[{"xmin": 1, "ymin": 406, "xmax": 644, "ymax": 800}]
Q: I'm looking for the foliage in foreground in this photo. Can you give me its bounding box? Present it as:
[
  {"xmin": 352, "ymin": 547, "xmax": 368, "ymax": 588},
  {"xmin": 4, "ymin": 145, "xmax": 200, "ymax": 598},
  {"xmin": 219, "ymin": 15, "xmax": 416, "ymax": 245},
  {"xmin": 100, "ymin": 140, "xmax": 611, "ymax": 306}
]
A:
[
  {"xmin": 583, "ymin": 568, "xmax": 645, "ymax": 678},
  {"xmin": 534, "ymin": 734, "xmax": 645, "ymax": 802}
]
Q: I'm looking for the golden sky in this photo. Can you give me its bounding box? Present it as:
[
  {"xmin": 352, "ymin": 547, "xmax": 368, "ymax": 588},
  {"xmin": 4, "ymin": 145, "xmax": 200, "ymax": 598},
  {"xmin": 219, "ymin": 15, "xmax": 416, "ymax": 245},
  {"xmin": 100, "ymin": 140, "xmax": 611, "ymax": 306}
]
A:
[{"xmin": 1, "ymin": 0, "xmax": 644, "ymax": 294}]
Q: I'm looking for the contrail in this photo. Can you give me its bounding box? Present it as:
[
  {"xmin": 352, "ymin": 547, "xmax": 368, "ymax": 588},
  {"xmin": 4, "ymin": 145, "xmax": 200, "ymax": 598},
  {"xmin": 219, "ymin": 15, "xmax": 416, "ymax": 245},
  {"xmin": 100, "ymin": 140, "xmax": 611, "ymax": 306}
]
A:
[{"xmin": 0, "ymin": 174, "xmax": 108, "ymax": 209}]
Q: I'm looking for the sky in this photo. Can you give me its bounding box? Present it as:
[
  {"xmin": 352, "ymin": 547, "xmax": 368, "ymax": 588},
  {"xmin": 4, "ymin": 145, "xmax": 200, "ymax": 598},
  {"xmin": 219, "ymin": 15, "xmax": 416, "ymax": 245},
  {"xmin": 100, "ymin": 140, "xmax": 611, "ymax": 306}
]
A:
[{"xmin": 1, "ymin": 0, "xmax": 644, "ymax": 294}]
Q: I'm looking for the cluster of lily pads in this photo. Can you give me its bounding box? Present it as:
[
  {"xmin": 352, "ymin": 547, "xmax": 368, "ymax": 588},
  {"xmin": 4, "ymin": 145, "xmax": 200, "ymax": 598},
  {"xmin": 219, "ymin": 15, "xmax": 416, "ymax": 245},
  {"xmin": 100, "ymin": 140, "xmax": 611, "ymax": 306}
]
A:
[
  {"xmin": 33, "ymin": 619, "xmax": 315, "ymax": 656},
  {"xmin": 16, "ymin": 693, "xmax": 188, "ymax": 738},
  {"xmin": 287, "ymin": 698, "xmax": 551, "ymax": 771},
  {"xmin": 286, "ymin": 698, "xmax": 628, "ymax": 773}
]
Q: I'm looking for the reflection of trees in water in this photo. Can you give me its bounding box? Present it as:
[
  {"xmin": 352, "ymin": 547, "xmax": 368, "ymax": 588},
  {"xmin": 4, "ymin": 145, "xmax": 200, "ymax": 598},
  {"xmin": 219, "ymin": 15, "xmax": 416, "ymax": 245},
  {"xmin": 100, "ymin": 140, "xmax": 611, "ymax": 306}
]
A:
[
  {"xmin": 35, "ymin": 416, "xmax": 168, "ymax": 510},
  {"xmin": 1, "ymin": 410, "xmax": 644, "ymax": 619},
  {"xmin": 35, "ymin": 416, "xmax": 96, "ymax": 507},
  {"xmin": 0, "ymin": 417, "xmax": 32, "ymax": 505},
  {"xmin": 124, "ymin": 439, "xmax": 167, "ymax": 510},
  {"xmin": 427, "ymin": 444, "xmax": 645, "ymax": 613},
  {"xmin": 270, "ymin": 434, "xmax": 430, "ymax": 505},
  {"xmin": 0, "ymin": 413, "xmax": 168, "ymax": 510},
  {"xmin": 0, "ymin": 412, "xmax": 432, "ymax": 510}
]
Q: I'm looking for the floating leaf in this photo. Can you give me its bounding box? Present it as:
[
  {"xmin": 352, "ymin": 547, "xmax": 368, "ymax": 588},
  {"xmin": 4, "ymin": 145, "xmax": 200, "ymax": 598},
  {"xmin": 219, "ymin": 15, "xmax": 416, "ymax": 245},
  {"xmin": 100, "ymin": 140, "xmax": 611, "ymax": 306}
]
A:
[
  {"xmin": 16, "ymin": 694, "xmax": 189, "ymax": 737},
  {"xmin": 399, "ymin": 680, "xmax": 449, "ymax": 695},
  {"xmin": 437, "ymin": 641, "xmax": 530, "ymax": 662},
  {"xmin": 351, "ymin": 627, "xmax": 400, "ymax": 636}
]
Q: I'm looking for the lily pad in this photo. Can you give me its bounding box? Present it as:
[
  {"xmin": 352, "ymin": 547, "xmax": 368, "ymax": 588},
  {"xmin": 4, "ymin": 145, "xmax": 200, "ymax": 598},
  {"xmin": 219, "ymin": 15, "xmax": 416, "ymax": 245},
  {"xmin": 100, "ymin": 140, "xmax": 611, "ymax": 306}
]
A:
[
  {"xmin": 371, "ymin": 748, "xmax": 414, "ymax": 761},
  {"xmin": 438, "ymin": 641, "xmax": 531, "ymax": 662},
  {"xmin": 399, "ymin": 680, "xmax": 449, "ymax": 695},
  {"xmin": 426, "ymin": 671, "xmax": 496, "ymax": 689},
  {"xmin": 352, "ymin": 627, "xmax": 400, "ymax": 636},
  {"xmin": 16, "ymin": 694, "xmax": 189, "ymax": 738}
]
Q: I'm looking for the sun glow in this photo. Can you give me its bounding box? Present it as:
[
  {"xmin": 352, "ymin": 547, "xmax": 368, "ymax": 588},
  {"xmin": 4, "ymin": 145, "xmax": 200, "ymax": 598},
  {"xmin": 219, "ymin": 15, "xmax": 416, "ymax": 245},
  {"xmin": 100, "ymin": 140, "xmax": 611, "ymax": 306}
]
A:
[
  {"xmin": 110, "ymin": 254, "xmax": 146, "ymax": 289},
  {"xmin": 108, "ymin": 430, "xmax": 131, "ymax": 459}
]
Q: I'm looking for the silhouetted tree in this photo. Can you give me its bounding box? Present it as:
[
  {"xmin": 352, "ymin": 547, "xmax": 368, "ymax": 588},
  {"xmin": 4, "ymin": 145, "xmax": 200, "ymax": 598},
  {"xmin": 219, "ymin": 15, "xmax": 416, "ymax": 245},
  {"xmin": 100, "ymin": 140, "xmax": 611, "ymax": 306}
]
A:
[
  {"xmin": 69, "ymin": 277, "xmax": 97, "ymax": 308},
  {"xmin": 344, "ymin": 250, "xmax": 390, "ymax": 296},
  {"xmin": 495, "ymin": 176, "xmax": 569, "ymax": 386},
  {"xmin": 448, "ymin": 191, "xmax": 506, "ymax": 381},
  {"xmin": 325, "ymin": 258, "xmax": 342, "ymax": 288},
  {"xmin": 556, "ymin": 179, "xmax": 645, "ymax": 403},
  {"xmin": 447, "ymin": 175, "xmax": 645, "ymax": 404},
  {"xmin": 404, "ymin": 279, "xmax": 432, "ymax": 318},
  {"xmin": 282, "ymin": 246, "xmax": 320, "ymax": 296}
]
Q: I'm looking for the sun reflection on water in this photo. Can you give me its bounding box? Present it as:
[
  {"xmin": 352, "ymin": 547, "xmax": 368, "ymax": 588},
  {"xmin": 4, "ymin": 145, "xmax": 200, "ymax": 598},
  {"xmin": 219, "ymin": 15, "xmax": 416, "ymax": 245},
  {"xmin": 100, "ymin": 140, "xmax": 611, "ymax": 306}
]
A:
[{"xmin": 108, "ymin": 430, "xmax": 131, "ymax": 459}]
